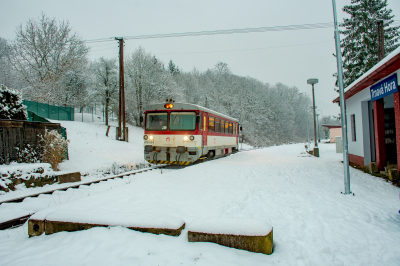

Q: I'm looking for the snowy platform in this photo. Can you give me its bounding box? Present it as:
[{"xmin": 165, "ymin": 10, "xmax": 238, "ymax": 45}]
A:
[
  {"xmin": 188, "ymin": 218, "xmax": 273, "ymax": 255},
  {"xmin": 28, "ymin": 210, "xmax": 185, "ymax": 237}
]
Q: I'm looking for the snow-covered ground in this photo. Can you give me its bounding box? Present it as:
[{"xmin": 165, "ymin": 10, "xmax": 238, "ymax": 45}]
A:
[{"xmin": 1, "ymin": 118, "xmax": 400, "ymax": 265}]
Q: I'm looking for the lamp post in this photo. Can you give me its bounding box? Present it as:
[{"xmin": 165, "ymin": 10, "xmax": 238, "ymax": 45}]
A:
[
  {"xmin": 316, "ymin": 113, "xmax": 320, "ymax": 142},
  {"xmin": 332, "ymin": 0, "xmax": 351, "ymax": 194},
  {"xmin": 300, "ymin": 92, "xmax": 310, "ymax": 149},
  {"xmin": 307, "ymin": 78, "xmax": 319, "ymax": 157}
]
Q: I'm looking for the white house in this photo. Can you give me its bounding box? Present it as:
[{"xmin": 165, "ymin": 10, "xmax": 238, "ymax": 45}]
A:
[{"xmin": 333, "ymin": 46, "xmax": 400, "ymax": 171}]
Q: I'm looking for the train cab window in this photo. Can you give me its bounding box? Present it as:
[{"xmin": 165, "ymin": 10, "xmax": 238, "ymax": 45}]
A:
[
  {"xmin": 225, "ymin": 121, "xmax": 229, "ymax": 133},
  {"xmin": 215, "ymin": 118, "xmax": 220, "ymax": 133},
  {"xmin": 209, "ymin": 116, "xmax": 215, "ymax": 132},
  {"xmin": 233, "ymin": 123, "xmax": 236, "ymax": 135},
  {"xmin": 229, "ymin": 123, "xmax": 233, "ymax": 134},
  {"xmin": 220, "ymin": 120, "xmax": 225, "ymax": 134},
  {"xmin": 170, "ymin": 112, "xmax": 196, "ymax": 130},
  {"xmin": 146, "ymin": 112, "xmax": 168, "ymax": 130}
]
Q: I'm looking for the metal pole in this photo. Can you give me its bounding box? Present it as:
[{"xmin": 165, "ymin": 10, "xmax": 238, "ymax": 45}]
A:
[
  {"xmin": 312, "ymin": 84, "xmax": 318, "ymax": 148},
  {"xmin": 301, "ymin": 92, "xmax": 310, "ymax": 149},
  {"xmin": 316, "ymin": 114, "xmax": 320, "ymax": 142},
  {"xmin": 332, "ymin": 0, "xmax": 351, "ymax": 194}
]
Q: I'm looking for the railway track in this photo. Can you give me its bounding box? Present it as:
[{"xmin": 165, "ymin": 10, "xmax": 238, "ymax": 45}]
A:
[
  {"xmin": 0, "ymin": 153, "xmax": 242, "ymax": 231},
  {"xmin": 0, "ymin": 164, "xmax": 172, "ymax": 230}
]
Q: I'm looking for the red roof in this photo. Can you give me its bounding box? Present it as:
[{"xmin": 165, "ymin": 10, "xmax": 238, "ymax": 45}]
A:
[{"xmin": 333, "ymin": 48, "xmax": 400, "ymax": 103}]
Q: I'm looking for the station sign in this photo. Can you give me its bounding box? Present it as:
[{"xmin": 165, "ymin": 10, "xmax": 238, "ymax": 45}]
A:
[{"xmin": 370, "ymin": 73, "xmax": 398, "ymax": 101}]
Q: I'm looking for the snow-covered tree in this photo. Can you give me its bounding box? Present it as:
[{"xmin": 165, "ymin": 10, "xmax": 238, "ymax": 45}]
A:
[
  {"xmin": 0, "ymin": 84, "xmax": 27, "ymax": 120},
  {"xmin": 0, "ymin": 38, "xmax": 13, "ymax": 88},
  {"xmin": 9, "ymin": 13, "xmax": 90, "ymax": 104},
  {"xmin": 89, "ymin": 57, "xmax": 119, "ymax": 126},
  {"xmin": 340, "ymin": 0, "xmax": 400, "ymax": 87},
  {"xmin": 125, "ymin": 47, "xmax": 182, "ymax": 125}
]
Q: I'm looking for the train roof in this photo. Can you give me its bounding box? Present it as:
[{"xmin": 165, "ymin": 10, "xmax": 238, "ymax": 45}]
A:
[{"xmin": 144, "ymin": 102, "xmax": 239, "ymax": 122}]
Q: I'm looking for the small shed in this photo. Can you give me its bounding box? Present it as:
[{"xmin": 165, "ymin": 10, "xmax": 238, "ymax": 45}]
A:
[{"xmin": 322, "ymin": 125, "xmax": 342, "ymax": 143}]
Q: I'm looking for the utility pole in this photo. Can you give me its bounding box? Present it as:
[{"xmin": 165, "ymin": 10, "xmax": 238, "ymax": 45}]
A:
[
  {"xmin": 115, "ymin": 37, "xmax": 127, "ymax": 141},
  {"xmin": 332, "ymin": 0, "xmax": 351, "ymax": 194},
  {"xmin": 377, "ymin": 20, "xmax": 385, "ymax": 61}
]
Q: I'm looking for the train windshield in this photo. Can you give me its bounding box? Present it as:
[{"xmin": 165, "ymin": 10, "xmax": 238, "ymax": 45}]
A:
[
  {"xmin": 170, "ymin": 112, "xmax": 196, "ymax": 131},
  {"xmin": 146, "ymin": 112, "xmax": 168, "ymax": 130}
]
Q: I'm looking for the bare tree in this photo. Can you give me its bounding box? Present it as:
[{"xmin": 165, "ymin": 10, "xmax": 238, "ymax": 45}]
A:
[
  {"xmin": 0, "ymin": 38, "xmax": 14, "ymax": 88},
  {"xmin": 9, "ymin": 13, "xmax": 89, "ymax": 104},
  {"xmin": 90, "ymin": 57, "xmax": 118, "ymax": 125},
  {"xmin": 125, "ymin": 47, "xmax": 181, "ymax": 125}
]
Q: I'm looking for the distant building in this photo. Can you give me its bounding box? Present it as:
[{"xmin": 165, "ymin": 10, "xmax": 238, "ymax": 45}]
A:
[
  {"xmin": 333, "ymin": 47, "xmax": 400, "ymax": 171},
  {"xmin": 322, "ymin": 125, "xmax": 342, "ymax": 143}
]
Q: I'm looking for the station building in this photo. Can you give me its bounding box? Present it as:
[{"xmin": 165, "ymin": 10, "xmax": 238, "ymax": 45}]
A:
[{"xmin": 333, "ymin": 47, "xmax": 400, "ymax": 171}]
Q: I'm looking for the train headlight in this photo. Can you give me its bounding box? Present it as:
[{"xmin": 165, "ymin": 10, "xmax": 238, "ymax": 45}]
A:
[
  {"xmin": 183, "ymin": 136, "xmax": 189, "ymax": 141},
  {"xmin": 189, "ymin": 135, "xmax": 195, "ymax": 141},
  {"xmin": 149, "ymin": 135, "xmax": 154, "ymax": 140},
  {"xmin": 143, "ymin": 135, "xmax": 148, "ymax": 140},
  {"xmin": 164, "ymin": 103, "xmax": 174, "ymax": 109}
]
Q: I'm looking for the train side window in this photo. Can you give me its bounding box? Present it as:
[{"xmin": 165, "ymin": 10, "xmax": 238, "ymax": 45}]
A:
[
  {"xmin": 215, "ymin": 118, "xmax": 220, "ymax": 133},
  {"xmin": 229, "ymin": 123, "xmax": 233, "ymax": 134},
  {"xmin": 209, "ymin": 116, "xmax": 215, "ymax": 132},
  {"xmin": 225, "ymin": 121, "xmax": 229, "ymax": 133},
  {"xmin": 204, "ymin": 116, "xmax": 206, "ymax": 131},
  {"xmin": 233, "ymin": 123, "xmax": 236, "ymax": 135},
  {"xmin": 220, "ymin": 120, "xmax": 225, "ymax": 134}
]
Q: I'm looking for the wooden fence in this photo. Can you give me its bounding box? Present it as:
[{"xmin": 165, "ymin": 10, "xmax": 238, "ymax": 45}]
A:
[{"xmin": 0, "ymin": 119, "xmax": 65, "ymax": 164}]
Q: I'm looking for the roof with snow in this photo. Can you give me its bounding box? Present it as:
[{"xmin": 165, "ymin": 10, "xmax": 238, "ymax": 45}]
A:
[
  {"xmin": 322, "ymin": 124, "xmax": 341, "ymax": 129},
  {"xmin": 333, "ymin": 46, "xmax": 400, "ymax": 103}
]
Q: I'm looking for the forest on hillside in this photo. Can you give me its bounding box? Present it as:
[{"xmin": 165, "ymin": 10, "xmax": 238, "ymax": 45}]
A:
[{"xmin": 0, "ymin": 14, "xmax": 338, "ymax": 146}]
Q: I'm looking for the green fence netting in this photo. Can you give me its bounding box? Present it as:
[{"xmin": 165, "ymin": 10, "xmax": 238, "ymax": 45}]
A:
[{"xmin": 23, "ymin": 100, "xmax": 74, "ymax": 121}]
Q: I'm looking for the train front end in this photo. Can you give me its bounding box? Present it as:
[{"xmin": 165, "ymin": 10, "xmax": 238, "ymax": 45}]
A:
[{"xmin": 143, "ymin": 102, "xmax": 203, "ymax": 165}]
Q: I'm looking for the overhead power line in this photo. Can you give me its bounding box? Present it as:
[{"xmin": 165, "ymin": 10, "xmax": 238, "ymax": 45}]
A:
[
  {"xmin": 83, "ymin": 22, "xmax": 335, "ymax": 44},
  {"xmin": 83, "ymin": 20, "xmax": 400, "ymax": 44},
  {"xmin": 123, "ymin": 22, "xmax": 334, "ymax": 40}
]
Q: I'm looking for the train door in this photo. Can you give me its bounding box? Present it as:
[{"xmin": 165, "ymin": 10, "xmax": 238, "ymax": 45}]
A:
[{"xmin": 203, "ymin": 113, "xmax": 207, "ymax": 146}]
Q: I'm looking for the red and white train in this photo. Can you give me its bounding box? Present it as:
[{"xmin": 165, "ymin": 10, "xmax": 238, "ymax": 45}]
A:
[{"xmin": 143, "ymin": 101, "xmax": 240, "ymax": 165}]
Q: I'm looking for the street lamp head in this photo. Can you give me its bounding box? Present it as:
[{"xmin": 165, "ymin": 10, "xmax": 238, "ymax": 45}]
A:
[{"xmin": 307, "ymin": 78, "xmax": 319, "ymax": 85}]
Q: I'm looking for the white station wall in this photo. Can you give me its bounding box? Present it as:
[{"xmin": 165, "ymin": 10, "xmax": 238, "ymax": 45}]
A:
[{"xmin": 345, "ymin": 88, "xmax": 371, "ymax": 158}]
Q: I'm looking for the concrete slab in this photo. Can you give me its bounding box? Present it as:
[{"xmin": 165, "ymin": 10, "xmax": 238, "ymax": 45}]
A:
[
  {"xmin": 187, "ymin": 218, "xmax": 273, "ymax": 255},
  {"xmin": 28, "ymin": 210, "xmax": 185, "ymax": 237}
]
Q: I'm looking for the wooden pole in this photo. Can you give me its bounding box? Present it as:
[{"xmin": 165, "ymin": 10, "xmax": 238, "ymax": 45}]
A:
[{"xmin": 115, "ymin": 37, "xmax": 124, "ymax": 140}]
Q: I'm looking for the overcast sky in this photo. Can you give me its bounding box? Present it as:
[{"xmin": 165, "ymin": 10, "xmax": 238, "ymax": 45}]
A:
[{"xmin": 1, "ymin": 0, "xmax": 400, "ymax": 117}]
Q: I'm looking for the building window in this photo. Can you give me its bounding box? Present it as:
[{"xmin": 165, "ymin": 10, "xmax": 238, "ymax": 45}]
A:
[{"xmin": 351, "ymin": 114, "xmax": 356, "ymax": 141}]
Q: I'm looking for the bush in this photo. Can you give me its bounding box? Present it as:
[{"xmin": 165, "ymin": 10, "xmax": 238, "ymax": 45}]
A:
[
  {"xmin": 0, "ymin": 84, "xmax": 27, "ymax": 120},
  {"xmin": 41, "ymin": 130, "xmax": 68, "ymax": 170},
  {"xmin": 15, "ymin": 144, "xmax": 41, "ymax": 163}
]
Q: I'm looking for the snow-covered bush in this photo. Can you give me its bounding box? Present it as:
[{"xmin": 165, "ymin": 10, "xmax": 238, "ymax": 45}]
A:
[
  {"xmin": 15, "ymin": 144, "xmax": 41, "ymax": 163},
  {"xmin": 0, "ymin": 162, "xmax": 56, "ymax": 193},
  {"xmin": 41, "ymin": 130, "xmax": 68, "ymax": 171},
  {"xmin": 0, "ymin": 84, "xmax": 27, "ymax": 120}
]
